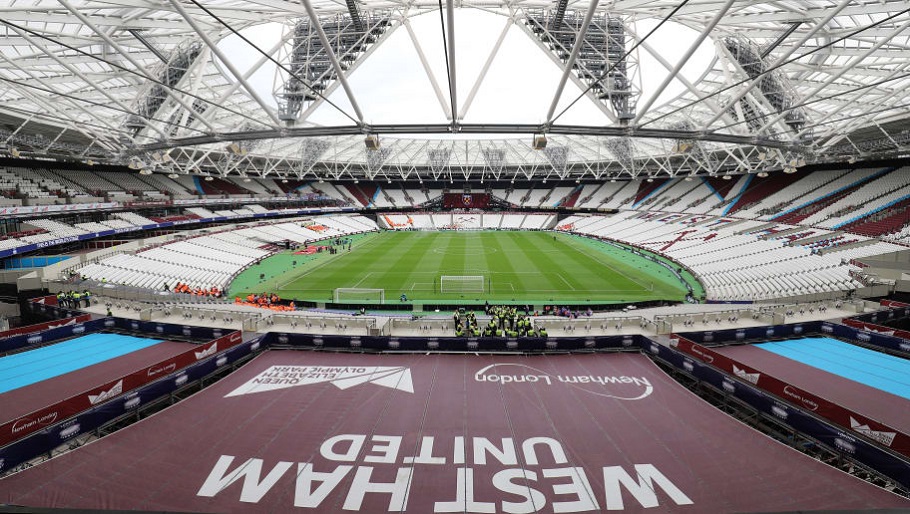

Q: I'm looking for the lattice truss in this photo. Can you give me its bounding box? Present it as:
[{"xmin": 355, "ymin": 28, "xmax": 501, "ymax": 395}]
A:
[{"xmin": 0, "ymin": 0, "xmax": 907, "ymax": 181}]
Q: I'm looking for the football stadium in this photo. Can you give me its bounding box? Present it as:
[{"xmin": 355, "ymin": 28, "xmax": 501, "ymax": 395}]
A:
[{"xmin": 2, "ymin": 0, "xmax": 910, "ymax": 512}]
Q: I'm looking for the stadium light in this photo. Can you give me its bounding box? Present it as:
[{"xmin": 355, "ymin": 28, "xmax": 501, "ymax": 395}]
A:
[
  {"xmin": 722, "ymin": 174, "xmax": 732, "ymax": 180},
  {"xmin": 532, "ymin": 134, "xmax": 547, "ymax": 150},
  {"xmin": 364, "ymin": 134, "xmax": 379, "ymax": 150},
  {"xmin": 139, "ymin": 168, "xmax": 152, "ymax": 175},
  {"xmin": 354, "ymin": 179, "xmax": 359, "ymax": 184},
  {"xmin": 281, "ymin": 179, "xmax": 289, "ymax": 183},
  {"xmin": 683, "ymin": 175, "xmax": 693, "ymax": 181},
  {"xmin": 757, "ymin": 171, "xmax": 769, "ymax": 178},
  {"xmin": 242, "ymin": 177, "xmax": 252, "ymax": 182},
  {"xmin": 204, "ymin": 175, "xmax": 214, "ymax": 181},
  {"xmin": 783, "ymin": 166, "xmax": 796, "ymax": 174},
  {"xmin": 168, "ymin": 173, "xmax": 179, "ymax": 179},
  {"xmin": 646, "ymin": 177, "xmax": 654, "ymax": 183}
]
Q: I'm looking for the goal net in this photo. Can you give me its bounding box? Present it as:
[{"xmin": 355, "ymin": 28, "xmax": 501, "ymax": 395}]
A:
[
  {"xmin": 334, "ymin": 288, "xmax": 385, "ymax": 304},
  {"xmin": 439, "ymin": 275, "xmax": 487, "ymax": 293}
]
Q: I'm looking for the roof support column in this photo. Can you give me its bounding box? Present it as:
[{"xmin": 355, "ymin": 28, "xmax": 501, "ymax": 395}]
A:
[
  {"xmin": 446, "ymin": 0, "xmax": 457, "ymax": 127},
  {"xmin": 404, "ymin": 18, "xmax": 452, "ymax": 120},
  {"xmin": 59, "ymin": 0, "xmax": 222, "ymax": 133},
  {"xmin": 459, "ymin": 17, "xmax": 511, "ymax": 120},
  {"xmin": 700, "ymin": 0, "xmax": 853, "ymax": 128},
  {"xmin": 299, "ymin": 0, "xmax": 365, "ymax": 123},
  {"xmin": 165, "ymin": 0, "xmax": 283, "ymax": 127},
  {"xmin": 632, "ymin": 0, "xmax": 735, "ymax": 126},
  {"xmin": 546, "ymin": 0, "xmax": 600, "ymax": 123}
]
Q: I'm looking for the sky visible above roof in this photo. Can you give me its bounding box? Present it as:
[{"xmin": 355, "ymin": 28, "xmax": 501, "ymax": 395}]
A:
[{"xmin": 218, "ymin": 9, "xmax": 714, "ymax": 133}]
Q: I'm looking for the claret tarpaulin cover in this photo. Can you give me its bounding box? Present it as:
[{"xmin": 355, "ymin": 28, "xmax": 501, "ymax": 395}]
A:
[{"xmin": 0, "ymin": 351, "xmax": 907, "ymax": 513}]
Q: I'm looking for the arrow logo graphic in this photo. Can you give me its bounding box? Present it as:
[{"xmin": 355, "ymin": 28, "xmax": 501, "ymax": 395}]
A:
[
  {"xmin": 225, "ymin": 365, "xmax": 414, "ymax": 397},
  {"xmin": 850, "ymin": 417, "xmax": 896, "ymax": 446},
  {"xmin": 732, "ymin": 365, "xmax": 761, "ymax": 384}
]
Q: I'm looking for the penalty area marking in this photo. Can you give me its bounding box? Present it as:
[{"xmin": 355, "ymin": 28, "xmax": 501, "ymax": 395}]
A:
[{"xmin": 275, "ymin": 234, "xmax": 384, "ymax": 290}]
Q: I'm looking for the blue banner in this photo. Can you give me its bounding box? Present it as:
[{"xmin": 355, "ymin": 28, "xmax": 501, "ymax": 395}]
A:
[
  {"xmin": 0, "ymin": 318, "xmax": 108, "ymax": 354},
  {"xmin": 0, "ymin": 337, "xmax": 262, "ymax": 474}
]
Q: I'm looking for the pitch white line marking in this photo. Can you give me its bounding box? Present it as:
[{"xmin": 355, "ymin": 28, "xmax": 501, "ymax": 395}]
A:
[
  {"xmin": 556, "ymin": 273, "xmax": 576, "ymax": 291},
  {"xmin": 351, "ymin": 272, "xmax": 373, "ymax": 288}
]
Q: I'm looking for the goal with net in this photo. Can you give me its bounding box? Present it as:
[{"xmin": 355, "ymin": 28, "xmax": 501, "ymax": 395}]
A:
[
  {"xmin": 333, "ymin": 288, "xmax": 385, "ymax": 303},
  {"xmin": 439, "ymin": 275, "xmax": 487, "ymax": 293}
]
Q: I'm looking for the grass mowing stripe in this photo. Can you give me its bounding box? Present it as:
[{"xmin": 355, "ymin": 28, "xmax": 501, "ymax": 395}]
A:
[
  {"xmin": 576, "ymin": 235, "xmax": 703, "ymax": 297},
  {"xmin": 373, "ymin": 232, "xmax": 430, "ymax": 294},
  {"xmin": 554, "ymin": 232, "xmax": 652, "ymax": 291},
  {"xmin": 514, "ymin": 232, "xmax": 574, "ymax": 293},
  {"xmin": 413, "ymin": 232, "xmax": 450, "ymax": 293},
  {"xmin": 532, "ymin": 233, "xmax": 641, "ymax": 296},
  {"xmin": 559, "ymin": 233, "xmax": 690, "ymax": 299},
  {"xmin": 483, "ymin": 232, "xmax": 521, "ymax": 297},
  {"xmin": 529, "ymin": 233, "xmax": 612, "ymax": 292},
  {"xmin": 282, "ymin": 234, "xmax": 385, "ymax": 294},
  {"xmin": 229, "ymin": 230, "xmax": 699, "ymax": 305}
]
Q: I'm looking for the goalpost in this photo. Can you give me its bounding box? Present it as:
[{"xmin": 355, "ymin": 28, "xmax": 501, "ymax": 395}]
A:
[
  {"xmin": 334, "ymin": 288, "xmax": 385, "ymax": 304},
  {"xmin": 439, "ymin": 275, "xmax": 487, "ymax": 294}
]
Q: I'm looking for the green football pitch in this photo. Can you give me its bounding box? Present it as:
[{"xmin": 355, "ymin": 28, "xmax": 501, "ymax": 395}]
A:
[{"xmin": 228, "ymin": 230, "xmax": 703, "ymax": 305}]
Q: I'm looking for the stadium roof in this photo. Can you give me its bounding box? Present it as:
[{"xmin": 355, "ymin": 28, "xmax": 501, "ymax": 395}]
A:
[{"xmin": 0, "ymin": 0, "xmax": 909, "ymax": 181}]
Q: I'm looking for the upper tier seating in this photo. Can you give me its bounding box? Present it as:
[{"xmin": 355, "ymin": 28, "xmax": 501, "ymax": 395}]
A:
[
  {"xmin": 0, "ymin": 168, "xmax": 56, "ymax": 199},
  {"xmin": 11, "ymin": 167, "xmax": 87, "ymax": 198},
  {"xmin": 384, "ymin": 186, "xmax": 410, "ymax": 207},
  {"xmin": 57, "ymin": 169, "xmax": 122, "ymax": 193},
  {"xmin": 142, "ymin": 173, "xmax": 192, "ymax": 195},
  {"xmin": 799, "ymin": 168, "xmax": 910, "ymax": 228}
]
